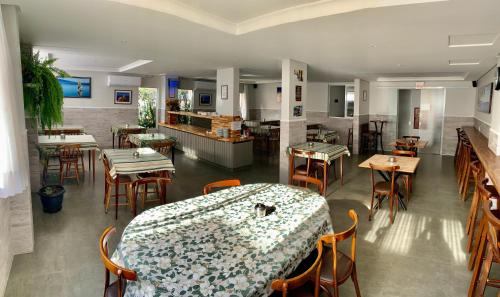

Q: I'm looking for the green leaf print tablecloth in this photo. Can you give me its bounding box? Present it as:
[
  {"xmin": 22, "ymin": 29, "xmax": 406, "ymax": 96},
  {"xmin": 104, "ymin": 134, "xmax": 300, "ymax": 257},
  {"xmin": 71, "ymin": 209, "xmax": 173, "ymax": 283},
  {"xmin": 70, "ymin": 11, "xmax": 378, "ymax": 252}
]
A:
[{"xmin": 112, "ymin": 183, "xmax": 333, "ymax": 297}]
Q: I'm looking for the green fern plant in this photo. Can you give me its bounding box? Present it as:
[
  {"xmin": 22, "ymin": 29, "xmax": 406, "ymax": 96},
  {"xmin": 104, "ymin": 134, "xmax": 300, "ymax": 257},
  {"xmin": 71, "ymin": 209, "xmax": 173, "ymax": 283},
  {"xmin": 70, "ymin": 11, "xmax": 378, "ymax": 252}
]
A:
[{"xmin": 21, "ymin": 50, "xmax": 68, "ymax": 129}]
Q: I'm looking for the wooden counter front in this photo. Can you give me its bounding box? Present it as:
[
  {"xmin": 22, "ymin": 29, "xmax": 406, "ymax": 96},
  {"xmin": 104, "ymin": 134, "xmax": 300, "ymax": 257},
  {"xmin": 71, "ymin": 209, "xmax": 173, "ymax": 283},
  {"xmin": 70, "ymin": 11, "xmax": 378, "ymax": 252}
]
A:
[
  {"xmin": 463, "ymin": 127, "xmax": 500, "ymax": 193},
  {"xmin": 159, "ymin": 123, "xmax": 253, "ymax": 143}
]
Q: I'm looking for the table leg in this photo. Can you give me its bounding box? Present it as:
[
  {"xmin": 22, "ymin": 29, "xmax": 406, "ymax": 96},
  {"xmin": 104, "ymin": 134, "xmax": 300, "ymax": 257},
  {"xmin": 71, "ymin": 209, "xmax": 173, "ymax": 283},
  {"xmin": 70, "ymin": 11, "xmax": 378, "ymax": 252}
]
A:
[
  {"xmin": 115, "ymin": 174, "xmax": 119, "ymax": 220},
  {"xmin": 340, "ymin": 155, "xmax": 344, "ymax": 186},
  {"xmin": 160, "ymin": 171, "xmax": 167, "ymax": 204},
  {"xmin": 323, "ymin": 160, "xmax": 327, "ymax": 197},
  {"xmin": 172, "ymin": 147, "xmax": 175, "ymax": 165},
  {"xmin": 288, "ymin": 153, "xmax": 294, "ymax": 185},
  {"xmin": 112, "ymin": 132, "xmax": 115, "ymax": 149}
]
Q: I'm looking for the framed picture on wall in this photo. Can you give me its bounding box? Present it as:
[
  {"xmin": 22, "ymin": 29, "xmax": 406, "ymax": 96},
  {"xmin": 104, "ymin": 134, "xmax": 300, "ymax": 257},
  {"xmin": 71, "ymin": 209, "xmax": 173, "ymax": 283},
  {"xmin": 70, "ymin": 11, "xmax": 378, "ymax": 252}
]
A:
[
  {"xmin": 199, "ymin": 93, "xmax": 212, "ymax": 106},
  {"xmin": 57, "ymin": 76, "xmax": 91, "ymax": 98},
  {"xmin": 221, "ymin": 85, "xmax": 228, "ymax": 99},
  {"xmin": 293, "ymin": 105, "xmax": 303, "ymax": 117},
  {"xmin": 477, "ymin": 83, "xmax": 493, "ymax": 113},
  {"xmin": 413, "ymin": 107, "xmax": 420, "ymax": 129},
  {"xmin": 295, "ymin": 85, "xmax": 302, "ymax": 101},
  {"xmin": 294, "ymin": 69, "xmax": 303, "ymax": 82},
  {"xmin": 114, "ymin": 90, "xmax": 132, "ymax": 104}
]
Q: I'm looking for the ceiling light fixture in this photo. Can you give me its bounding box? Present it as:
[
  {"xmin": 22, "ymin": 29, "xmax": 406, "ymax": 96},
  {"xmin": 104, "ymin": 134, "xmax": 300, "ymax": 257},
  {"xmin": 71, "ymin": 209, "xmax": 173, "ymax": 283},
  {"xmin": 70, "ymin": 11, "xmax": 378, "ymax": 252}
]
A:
[
  {"xmin": 449, "ymin": 60, "xmax": 480, "ymax": 66},
  {"xmin": 118, "ymin": 59, "xmax": 153, "ymax": 72}
]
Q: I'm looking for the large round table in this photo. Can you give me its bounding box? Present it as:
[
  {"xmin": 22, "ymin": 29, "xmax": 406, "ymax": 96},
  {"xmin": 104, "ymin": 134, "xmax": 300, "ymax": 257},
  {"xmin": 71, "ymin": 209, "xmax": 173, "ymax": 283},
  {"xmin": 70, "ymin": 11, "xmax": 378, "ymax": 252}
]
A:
[{"xmin": 112, "ymin": 183, "xmax": 333, "ymax": 297}]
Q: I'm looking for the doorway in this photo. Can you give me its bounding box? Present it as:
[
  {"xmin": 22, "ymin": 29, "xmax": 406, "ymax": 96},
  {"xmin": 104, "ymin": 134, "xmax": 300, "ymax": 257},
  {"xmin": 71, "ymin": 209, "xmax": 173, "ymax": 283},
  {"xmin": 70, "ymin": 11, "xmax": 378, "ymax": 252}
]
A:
[
  {"xmin": 397, "ymin": 89, "xmax": 445, "ymax": 154},
  {"xmin": 138, "ymin": 87, "xmax": 158, "ymax": 129}
]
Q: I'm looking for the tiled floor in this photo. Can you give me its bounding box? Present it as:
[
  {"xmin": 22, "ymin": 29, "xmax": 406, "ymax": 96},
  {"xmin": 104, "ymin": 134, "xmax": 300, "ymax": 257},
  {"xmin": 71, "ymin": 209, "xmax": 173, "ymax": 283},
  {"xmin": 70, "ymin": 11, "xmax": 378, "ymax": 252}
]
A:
[{"xmin": 4, "ymin": 152, "xmax": 496, "ymax": 296}]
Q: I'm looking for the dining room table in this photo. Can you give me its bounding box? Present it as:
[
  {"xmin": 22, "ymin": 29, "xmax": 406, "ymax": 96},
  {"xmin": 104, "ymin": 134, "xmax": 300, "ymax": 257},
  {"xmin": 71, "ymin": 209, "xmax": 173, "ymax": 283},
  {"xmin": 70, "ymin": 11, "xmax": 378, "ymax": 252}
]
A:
[
  {"xmin": 110, "ymin": 124, "xmax": 146, "ymax": 148},
  {"xmin": 111, "ymin": 183, "xmax": 333, "ymax": 297},
  {"xmin": 288, "ymin": 142, "xmax": 350, "ymax": 195},
  {"xmin": 358, "ymin": 154, "xmax": 421, "ymax": 210},
  {"xmin": 37, "ymin": 134, "xmax": 99, "ymax": 182},
  {"xmin": 102, "ymin": 147, "xmax": 175, "ymax": 217},
  {"xmin": 127, "ymin": 133, "xmax": 177, "ymax": 163}
]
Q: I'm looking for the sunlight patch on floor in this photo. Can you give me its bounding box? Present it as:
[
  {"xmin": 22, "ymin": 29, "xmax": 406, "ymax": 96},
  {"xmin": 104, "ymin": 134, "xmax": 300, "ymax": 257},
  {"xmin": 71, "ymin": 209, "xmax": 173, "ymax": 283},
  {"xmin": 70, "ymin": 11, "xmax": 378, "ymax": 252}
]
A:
[{"xmin": 441, "ymin": 218, "xmax": 466, "ymax": 264}]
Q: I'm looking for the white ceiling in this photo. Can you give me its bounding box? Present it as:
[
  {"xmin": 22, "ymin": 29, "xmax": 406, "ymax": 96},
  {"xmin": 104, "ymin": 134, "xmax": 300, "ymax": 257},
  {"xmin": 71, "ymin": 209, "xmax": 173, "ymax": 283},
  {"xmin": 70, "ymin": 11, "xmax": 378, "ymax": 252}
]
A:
[{"xmin": 3, "ymin": 0, "xmax": 500, "ymax": 82}]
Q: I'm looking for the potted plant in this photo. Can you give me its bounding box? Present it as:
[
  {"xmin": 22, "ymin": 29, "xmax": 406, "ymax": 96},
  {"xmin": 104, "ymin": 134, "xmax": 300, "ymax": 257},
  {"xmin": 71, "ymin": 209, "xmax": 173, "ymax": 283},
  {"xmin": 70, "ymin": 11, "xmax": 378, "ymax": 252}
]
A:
[
  {"xmin": 38, "ymin": 185, "xmax": 65, "ymax": 213},
  {"xmin": 21, "ymin": 49, "xmax": 68, "ymax": 130}
]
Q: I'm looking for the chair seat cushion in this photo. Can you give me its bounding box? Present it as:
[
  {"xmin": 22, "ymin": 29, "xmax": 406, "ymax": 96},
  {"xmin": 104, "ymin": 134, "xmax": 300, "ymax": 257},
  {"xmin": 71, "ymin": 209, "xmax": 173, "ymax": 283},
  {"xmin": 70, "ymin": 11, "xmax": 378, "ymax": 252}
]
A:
[
  {"xmin": 105, "ymin": 279, "xmax": 127, "ymax": 297},
  {"xmin": 374, "ymin": 181, "xmax": 399, "ymax": 194},
  {"xmin": 320, "ymin": 248, "xmax": 353, "ymax": 285}
]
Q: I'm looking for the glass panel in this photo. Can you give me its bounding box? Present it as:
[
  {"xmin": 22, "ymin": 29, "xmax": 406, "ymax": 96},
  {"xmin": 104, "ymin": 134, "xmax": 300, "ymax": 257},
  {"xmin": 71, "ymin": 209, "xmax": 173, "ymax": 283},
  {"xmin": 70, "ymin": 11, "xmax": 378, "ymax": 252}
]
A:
[
  {"xmin": 419, "ymin": 89, "xmax": 444, "ymax": 154},
  {"xmin": 345, "ymin": 86, "xmax": 355, "ymax": 117}
]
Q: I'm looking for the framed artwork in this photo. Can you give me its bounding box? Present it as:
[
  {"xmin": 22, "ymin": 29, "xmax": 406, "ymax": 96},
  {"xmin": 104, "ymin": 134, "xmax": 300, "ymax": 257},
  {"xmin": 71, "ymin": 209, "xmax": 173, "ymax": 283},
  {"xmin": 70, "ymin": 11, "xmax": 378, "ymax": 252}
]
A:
[
  {"xmin": 294, "ymin": 69, "xmax": 303, "ymax": 82},
  {"xmin": 114, "ymin": 90, "xmax": 132, "ymax": 104},
  {"xmin": 168, "ymin": 79, "xmax": 179, "ymax": 98},
  {"xmin": 221, "ymin": 85, "xmax": 228, "ymax": 99},
  {"xmin": 413, "ymin": 107, "xmax": 420, "ymax": 129},
  {"xmin": 58, "ymin": 76, "xmax": 91, "ymax": 98},
  {"xmin": 293, "ymin": 105, "xmax": 303, "ymax": 117},
  {"xmin": 295, "ymin": 85, "xmax": 302, "ymax": 101},
  {"xmin": 199, "ymin": 93, "xmax": 212, "ymax": 106},
  {"xmin": 477, "ymin": 83, "xmax": 493, "ymax": 113}
]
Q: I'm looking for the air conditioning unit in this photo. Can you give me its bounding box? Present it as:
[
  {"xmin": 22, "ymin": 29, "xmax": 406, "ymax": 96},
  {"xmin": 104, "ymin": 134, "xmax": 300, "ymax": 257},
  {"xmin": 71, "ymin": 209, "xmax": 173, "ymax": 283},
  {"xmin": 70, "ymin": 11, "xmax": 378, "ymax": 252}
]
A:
[{"xmin": 107, "ymin": 75, "xmax": 141, "ymax": 87}]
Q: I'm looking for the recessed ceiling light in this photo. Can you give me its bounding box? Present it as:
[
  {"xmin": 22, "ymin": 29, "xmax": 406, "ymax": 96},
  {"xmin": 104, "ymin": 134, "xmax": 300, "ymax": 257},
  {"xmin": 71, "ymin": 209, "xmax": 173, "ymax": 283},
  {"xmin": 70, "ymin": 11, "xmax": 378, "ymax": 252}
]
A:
[
  {"xmin": 448, "ymin": 34, "xmax": 498, "ymax": 48},
  {"xmin": 449, "ymin": 59, "xmax": 480, "ymax": 66}
]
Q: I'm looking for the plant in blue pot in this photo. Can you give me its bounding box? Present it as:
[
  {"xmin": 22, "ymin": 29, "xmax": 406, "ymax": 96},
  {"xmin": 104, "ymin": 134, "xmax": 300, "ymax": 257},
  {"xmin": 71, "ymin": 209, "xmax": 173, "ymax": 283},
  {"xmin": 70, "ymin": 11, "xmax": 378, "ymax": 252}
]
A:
[{"xmin": 38, "ymin": 185, "xmax": 65, "ymax": 213}]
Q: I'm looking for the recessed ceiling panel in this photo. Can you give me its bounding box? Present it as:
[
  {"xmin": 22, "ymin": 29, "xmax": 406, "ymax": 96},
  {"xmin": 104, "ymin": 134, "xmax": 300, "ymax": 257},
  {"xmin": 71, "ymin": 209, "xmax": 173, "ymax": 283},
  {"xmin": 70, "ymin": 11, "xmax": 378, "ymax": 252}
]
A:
[{"xmin": 449, "ymin": 33, "xmax": 498, "ymax": 47}]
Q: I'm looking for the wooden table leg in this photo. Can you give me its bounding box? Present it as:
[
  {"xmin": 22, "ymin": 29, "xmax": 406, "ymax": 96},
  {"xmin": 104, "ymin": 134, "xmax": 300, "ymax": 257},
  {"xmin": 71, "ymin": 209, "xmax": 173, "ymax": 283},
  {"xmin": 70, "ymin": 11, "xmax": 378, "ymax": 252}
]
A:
[
  {"xmin": 172, "ymin": 147, "xmax": 175, "ymax": 165},
  {"xmin": 88, "ymin": 151, "xmax": 91, "ymax": 172},
  {"xmin": 340, "ymin": 155, "xmax": 344, "ymax": 186},
  {"xmin": 112, "ymin": 132, "xmax": 115, "ymax": 149},
  {"xmin": 115, "ymin": 174, "xmax": 119, "ymax": 220},
  {"xmin": 323, "ymin": 160, "xmax": 327, "ymax": 197},
  {"xmin": 92, "ymin": 149, "xmax": 96, "ymax": 182},
  {"xmin": 288, "ymin": 153, "xmax": 294, "ymax": 185},
  {"xmin": 160, "ymin": 171, "xmax": 167, "ymax": 204}
]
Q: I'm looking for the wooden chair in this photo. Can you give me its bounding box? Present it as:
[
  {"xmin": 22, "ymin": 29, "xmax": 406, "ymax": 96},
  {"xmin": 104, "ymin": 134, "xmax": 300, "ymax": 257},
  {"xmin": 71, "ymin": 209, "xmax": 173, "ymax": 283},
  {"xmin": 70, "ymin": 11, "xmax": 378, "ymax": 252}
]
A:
[
  {"xmin": 319, "ymin": 210, "xmax": 361, "ymax": 297},
  {"xmin": 472, "ymin": 200, "xmax": 500, "ymax": 297},
  {"xmin": 454, "ymin": 128, "xmax": 463, "ymax": 165},
  {"xmin": 347, "ymin": 127, "xmax": 353, "ymax": 152},
  {"xmin": 391, "ymin": 150, "xmax": 415, "ymax": 202},
  {"xmin": 459, "ymin": 142, "xmax": 476, "ymax": 200},
  {"xmin": 59, "ymin": 144, "xmax": 82, "ymax": 184},
  {"xmin": 131, "ymin": 177, "xmax": 171, "ymax": 210},
  {"xmin": 268, "ymin": 128, "xmax": 280, "ymax": 155},
  {"xmin": 290, "ymin": 148, "xmax": 315, "ymax": 184},
  {"xmin": 291, "ymin": 175, "xmax": 324, "ymax": 196},
  {"xmin": 99, "ymin": 226, "xmax": 137, "ymax": 297},
  {"xmin": 271, "ymin": 240, "xmax": 324, "ymax": 297},
  {"xmin": 151, "ymin": 140, "xmax": 175, "ymax": 157},
  {"xmin": 203, "ymin": 179, "xmax": 241, "ymax": 195},
  {"xmin": 119, "ymin": 128, "xmax": 144, "ymax": 148},
  {"xmin": 369, "ymin": 163, "xmax": 400, "ymax": 224},
  {"xmin": 103, "ymin": 157, "xmax": 133, "ymax": 220}
]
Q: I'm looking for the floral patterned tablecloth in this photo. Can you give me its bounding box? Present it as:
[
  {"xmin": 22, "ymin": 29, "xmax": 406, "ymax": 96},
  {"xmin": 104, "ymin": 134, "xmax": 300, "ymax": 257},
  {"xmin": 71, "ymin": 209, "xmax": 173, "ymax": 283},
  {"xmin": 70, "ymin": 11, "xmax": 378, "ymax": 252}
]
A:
[
  {"xmin": 128, "ymin": 133, "xmax": 177, "ymax": 148},
  {"xmin": 112, "ymin": 183, "xmax": 333, "ymax": 297}
]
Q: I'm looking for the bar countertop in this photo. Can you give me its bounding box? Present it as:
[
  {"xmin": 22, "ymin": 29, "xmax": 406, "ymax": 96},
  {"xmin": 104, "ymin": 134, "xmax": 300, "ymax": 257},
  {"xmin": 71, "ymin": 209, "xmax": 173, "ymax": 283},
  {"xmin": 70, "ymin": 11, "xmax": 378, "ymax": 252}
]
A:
[
  {"xmin": 159, "ymin": 122, "xmax": 253, "ymax": 143},
  {"xmin": 463, "ymin": 126, "xmax": 500, "ymax": 193}
]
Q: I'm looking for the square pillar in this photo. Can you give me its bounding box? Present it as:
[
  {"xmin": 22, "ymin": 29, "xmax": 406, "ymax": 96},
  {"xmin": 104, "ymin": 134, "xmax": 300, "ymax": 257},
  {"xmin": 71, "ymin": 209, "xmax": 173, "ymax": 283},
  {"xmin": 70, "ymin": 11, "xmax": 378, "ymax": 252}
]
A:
[
  {"xmin": 216, "ymin": 67, "xmax": 240, "ymax": 116},
  {"xmin": 279, "ymin": 59, "xmax": 307, "ymax": 184}
]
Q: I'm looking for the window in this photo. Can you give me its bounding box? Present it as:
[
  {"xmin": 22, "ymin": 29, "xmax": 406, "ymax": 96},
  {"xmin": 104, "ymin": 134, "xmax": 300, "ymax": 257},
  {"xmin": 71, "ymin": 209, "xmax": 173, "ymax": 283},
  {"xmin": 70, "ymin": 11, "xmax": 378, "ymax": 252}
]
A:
[{"xmin": 328, "ymin": 84, "xmax": 354, "ymax": 118}]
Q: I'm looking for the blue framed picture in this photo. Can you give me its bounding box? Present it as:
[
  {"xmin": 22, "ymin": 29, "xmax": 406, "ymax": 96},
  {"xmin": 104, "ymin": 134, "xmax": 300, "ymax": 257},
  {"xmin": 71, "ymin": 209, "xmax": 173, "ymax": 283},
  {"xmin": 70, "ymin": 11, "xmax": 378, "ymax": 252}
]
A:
[
  {"xmin": 199, "ymin": 93, "xmax": 212, "ymax": 106},
  {"xmin": 58, "ymin": 76, "xmax": 91, "ymax": 98},
  {"xmin": 114, "ymin": 90, "xmax": 132, "ymax": 105}
]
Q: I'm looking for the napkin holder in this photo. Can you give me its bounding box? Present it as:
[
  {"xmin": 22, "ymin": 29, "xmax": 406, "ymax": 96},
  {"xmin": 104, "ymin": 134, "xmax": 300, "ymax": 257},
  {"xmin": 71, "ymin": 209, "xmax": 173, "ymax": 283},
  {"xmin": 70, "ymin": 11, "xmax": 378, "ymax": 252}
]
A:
[{"xmin": 255, "ymin": 203, "xmax": 276, "ymax": 217}]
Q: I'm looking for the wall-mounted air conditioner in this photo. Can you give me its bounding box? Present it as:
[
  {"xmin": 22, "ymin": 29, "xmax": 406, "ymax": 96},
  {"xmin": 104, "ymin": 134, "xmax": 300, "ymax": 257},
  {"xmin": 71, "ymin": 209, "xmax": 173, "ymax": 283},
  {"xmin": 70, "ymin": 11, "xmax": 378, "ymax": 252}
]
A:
[{"xmin": 107, "ymin": 75, "xmax": 141, "ymax": 87}]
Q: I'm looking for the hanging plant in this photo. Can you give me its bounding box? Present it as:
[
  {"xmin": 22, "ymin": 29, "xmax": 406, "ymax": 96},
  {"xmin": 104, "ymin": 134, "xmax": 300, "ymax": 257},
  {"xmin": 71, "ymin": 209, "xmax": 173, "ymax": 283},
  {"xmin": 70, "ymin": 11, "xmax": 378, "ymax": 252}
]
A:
[{"xmin": 21, "ymin": 50, "xmax": 68, "ymax": 130}]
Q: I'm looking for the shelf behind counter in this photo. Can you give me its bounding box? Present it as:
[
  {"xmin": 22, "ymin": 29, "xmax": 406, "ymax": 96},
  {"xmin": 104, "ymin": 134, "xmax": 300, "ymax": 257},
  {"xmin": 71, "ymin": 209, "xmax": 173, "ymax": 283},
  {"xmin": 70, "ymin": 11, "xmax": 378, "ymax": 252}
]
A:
[{"xmin": 158, "ymin": 122, "xmax": 253, "ymax": 170}]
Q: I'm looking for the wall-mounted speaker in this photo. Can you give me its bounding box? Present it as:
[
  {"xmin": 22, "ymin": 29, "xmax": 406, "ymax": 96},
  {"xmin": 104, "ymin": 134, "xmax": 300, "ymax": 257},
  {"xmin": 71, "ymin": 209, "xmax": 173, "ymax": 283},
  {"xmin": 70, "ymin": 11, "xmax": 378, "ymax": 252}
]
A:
[
  {"xmin": 472, "ymin": 80, "xmax": 478, "ymax": 88},
  {"xmin": 495, "ymin": 67, "xmax": 500, "ymax": 91},
  {"xmin": 253, "ymin": 84, "xmax": 258, "ymax": 89}
]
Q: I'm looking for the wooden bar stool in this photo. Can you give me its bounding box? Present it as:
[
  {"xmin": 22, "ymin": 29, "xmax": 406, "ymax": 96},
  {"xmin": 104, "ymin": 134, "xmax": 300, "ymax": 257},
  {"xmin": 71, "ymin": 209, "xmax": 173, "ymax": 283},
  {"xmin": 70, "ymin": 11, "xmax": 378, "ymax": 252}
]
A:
[
  {"xmin": 455, "ymin": 134, "xmax": 468, "ymax": 175},
  {"xmin": 458, "ymin": 142, "xmax": 475, "ymax": 199},
  {"xmin": 468, "ymin": 179, "xmax": 499, "ymax": 271},
  {"xmin": 454, "ymin": 128, "xmax": 463, "ymax": 165},
  {"xmin": 466, "ymin": 160, "xmax": 486, "ymax": 252}
]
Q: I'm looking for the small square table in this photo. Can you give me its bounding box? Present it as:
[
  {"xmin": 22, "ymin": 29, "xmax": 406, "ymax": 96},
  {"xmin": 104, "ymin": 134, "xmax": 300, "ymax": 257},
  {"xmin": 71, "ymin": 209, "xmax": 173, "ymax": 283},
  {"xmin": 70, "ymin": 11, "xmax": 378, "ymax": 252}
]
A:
[
  {"xmin": 358, "ymin": 154, "xmax": 421, "ymax": 210},
  {"xmin": 288, "ymin": 142, "xmax": 350, "ymax": 196},
  {"xmin": 102, "ymin": 148, "xmax": 175, "ymax": 216},
  {"xmin": 110, "ymin": 124, "xmax": 146, "ymax": 148},
  {"xmin": 127, "ymin": 133, "xmax": 177, "ymax": 163},
  {"xmin": 38, "ymin": 134, "xmax": 99, "ymax": 181}
]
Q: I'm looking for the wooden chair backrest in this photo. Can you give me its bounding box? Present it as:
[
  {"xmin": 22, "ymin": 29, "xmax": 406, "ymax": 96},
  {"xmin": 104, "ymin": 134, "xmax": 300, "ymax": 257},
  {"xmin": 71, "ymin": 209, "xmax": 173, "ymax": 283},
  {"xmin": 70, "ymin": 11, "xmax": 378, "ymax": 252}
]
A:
[
  {"xmin": 478, "ymin": 179, "xmax": 499, "ymax": 202},
  {"xmin": 369, "ymin": 163, "xmax": 399, "ymax": 193},
  {"xmin": 151, "ymin": 140, "xmax": 175, "ymax": 156},
  {"xmin": 99, "ymin": 226, "xmax": 137, "ymax": 297},
  {"xmin": 482, "ymin": 200, "xmax": 500, "ymax": 260},
  {"xmin": 271, "ymin": 240, "xmax": 323, "ymax": 296},
  {"xmin": 59, "ymin": 144, "xmax": 81, "ymax": 160},
  {"xmin": 203, "ymin": 179, "xmax": 241, "ymax": 195},
  {"xmin": 391, "ymin": 150, "xmax": 416, "ymax": 157},
  {"xmin": 320, "ymin": 210, "xmax": 359, "ymax": 284},
  {"xmin": 290, "ymin": 148, "xmax": 315, "ymax": 176},
  {"xmin": 291, "ymin": 175, "xmax": 324, "ymax": 196},
  {"xmin": 102, "ymin": 157, "xmax": 114, "ymax": 185}
]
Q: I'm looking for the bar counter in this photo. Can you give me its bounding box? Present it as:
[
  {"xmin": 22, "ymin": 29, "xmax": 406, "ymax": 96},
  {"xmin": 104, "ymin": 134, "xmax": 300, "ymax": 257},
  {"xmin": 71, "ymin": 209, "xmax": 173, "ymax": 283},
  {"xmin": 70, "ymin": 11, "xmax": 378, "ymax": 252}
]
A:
[
  {"xmin": 463, "ymin": 127, "xmax": 500, "ymax": 193},
  {"xmin": 159, "ymin": 122, "xmax": 253, "ymax": 170}
]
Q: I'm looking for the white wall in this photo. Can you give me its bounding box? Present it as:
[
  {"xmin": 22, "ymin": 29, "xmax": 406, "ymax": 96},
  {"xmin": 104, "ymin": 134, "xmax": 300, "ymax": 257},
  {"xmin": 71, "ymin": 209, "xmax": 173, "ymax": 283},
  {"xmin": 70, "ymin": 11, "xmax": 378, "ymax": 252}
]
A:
[
  {"xmin": 62, "ymin": 71, "xmax": 140, "ymax": 109},
  {"xmin": 369, "ymin": 86, "xmax": 398, "ymax": 115},
  {"xmin": 445, "ymin": 88, "xmax": 476, "ymax": 117},
  {"xmin": 354, "ymin": 78, "xmax": 369, "ymax": 115},
  {"xmin": 307, "ymin": 82, "xmax": 328, "ymax": 112}
]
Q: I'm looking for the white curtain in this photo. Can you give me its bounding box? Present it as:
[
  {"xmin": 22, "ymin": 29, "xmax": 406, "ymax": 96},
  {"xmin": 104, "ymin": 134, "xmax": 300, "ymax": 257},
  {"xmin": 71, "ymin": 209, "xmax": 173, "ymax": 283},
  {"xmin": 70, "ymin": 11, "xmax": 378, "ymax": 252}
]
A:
[
  {"xmin": 0, "ymin": 5, "xmax": 30, "ymax": 198},
  {"xmin": 239, "ymin": 84, "xmax": 249, "ymax": 120}
]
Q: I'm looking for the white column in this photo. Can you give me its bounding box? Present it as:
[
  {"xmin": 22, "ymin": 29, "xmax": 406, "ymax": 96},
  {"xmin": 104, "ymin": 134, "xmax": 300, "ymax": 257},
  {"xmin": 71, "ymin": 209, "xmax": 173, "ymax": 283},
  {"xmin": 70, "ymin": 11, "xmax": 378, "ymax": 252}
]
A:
[
  {"xmin": 216, "ymin": 67, "xmax": 240, "ymax": 116},
  {"xmin": 279, "ymin": 59, "xmax": 307, "ymax": 183},
  {"xmin": 488, "ymin": 60, "xmax": 500, "ymax": 155}
]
